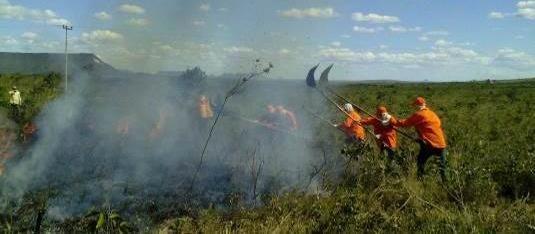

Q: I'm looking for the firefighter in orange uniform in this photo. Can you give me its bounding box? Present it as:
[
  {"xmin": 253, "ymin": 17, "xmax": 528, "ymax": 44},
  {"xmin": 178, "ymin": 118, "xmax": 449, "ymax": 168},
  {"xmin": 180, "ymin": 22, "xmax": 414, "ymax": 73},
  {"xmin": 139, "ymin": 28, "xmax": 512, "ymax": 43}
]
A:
[
  {"xmin": 276, "ymin": 105, "xmax": 298, "ymax": 131},
  {"xmin": 198, "ymin": 95, "xmax": 214, "ymax": 119},
  {"xmin": 393, "ymin": 97, "xmax": 447, "ymax": 181},
  {"xmin": 338, "ymin": 103, "xmax": 366, "ymax": 142},
  {"xmin": 361, "ymin": 106, "xmax": 397, "ymax": 159}
]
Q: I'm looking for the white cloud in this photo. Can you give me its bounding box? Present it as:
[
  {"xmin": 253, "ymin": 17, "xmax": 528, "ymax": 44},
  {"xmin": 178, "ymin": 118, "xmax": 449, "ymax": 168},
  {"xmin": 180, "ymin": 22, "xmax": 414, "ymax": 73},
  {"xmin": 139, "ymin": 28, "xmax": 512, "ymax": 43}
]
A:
[
  {"xmin": 21, "ymin": 32, "xmax": 38, "ymax": 41},
  {"xmin": 353, "ymin": 26, "xmax": 383, "ymax": 33},
  {"xmin": 0, "ymin": 36, "xmax": 18, "ymax": 46},
  {"xmin": 488, "ymin": 11, "xmax": 505, "ymax": 19},
  {"xmin": 493, "ymin": 48, "xmax": 535, "ymax": 68},
  {"xmin": 424, "ymin": 30, "xmax": 449, "ymax": 36},
  {"xmin": 518, "ymin": 1, "xmax": 535, "ymax": 8},
  {"xmin": 351, "ymin": 12, "xmax": 399, "ymax": 23},
  {"xmin": 0, "ymin": 0, "xmax": 70, "ymax": 25},
  {"xmin": 192, "ymin": 20, "xmax": 206, "ymax": 26},
  {"xmin": 517, "ymin": 1, "xmax": 535, "ymax": 19},
  {"xmin": 200, "ymin": 3, "xmax": 210, "ymax": 11},
  {"xmin": 515, "ymin": 35, "xmax": 525, "ymax": 39},
  {"xmin": 218, "ymin": 8, "xmax": 228, "ymax": 12},
  {"xmin": 379, "ymin": 45, "xmax": 388, "ymax": 49},
  {"xmin": 340, "ymin": 34, "xmax": 351, "ymax": 39},
  {"xmin": 223, "ymin": 46, "xmax": 254, "ymax": 53},
  {"xmin": 418, "ymin": 36, "xmax": 429, "ymax": 41},
  {"xmin": 331, "ymin": 41, "xmax": 341, "ymax": 47},
  {"xmin": 94, "ymin": 11, "xmax": 112, "ymax": 21},
  {"xmin": 217, "ymin": 24, "xmax": 226, "ymax": 29},
  {"xmin": 81, "ymin": 30, "xmax": 124, "ymax": 44},
  {"xmin": 118, "ymin": 4, "xmax": 145, "ymax": 14},
  {"xmin": 280, "ymin": 7, "xmax": 338, "ymax": 19},
  {"xmin": 389, "ymin": 26, "xmax": 421, "ymax": 32},
  {"xmin": 278, "ymin": 48, "xmax": 291, "ymax": 55},
  {"xmin": 318, "ymin": 41, "xmax": 486, "ymax": 66},
  {"xmin": 434, "ymin": 39, "xmax": 452, "ymax": 47},
  {"xmin": 127, "ymin": 18, "xmax": 149, "ymax": 27}
]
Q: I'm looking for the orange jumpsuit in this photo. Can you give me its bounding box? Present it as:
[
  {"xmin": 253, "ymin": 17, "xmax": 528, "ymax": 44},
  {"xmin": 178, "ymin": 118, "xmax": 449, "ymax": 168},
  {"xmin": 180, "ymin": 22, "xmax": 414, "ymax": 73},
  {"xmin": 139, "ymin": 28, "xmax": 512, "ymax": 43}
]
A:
[
  {"xmin": 361, "ymin": 117, "xmax": 397, "ymax": 149},
  {"xmin": 281, "ymin": 109, "xmax": 298, "ymax": 130},
  {"xmin": 393, "ymin": 107, "xmax": 446, "ymax": 149},
  {"xmin": 342, "ymin": 111, "xmax": 366, "ymax": 141},
  {"xmin": 198, "ymin": 97, "xmax": 214, "ymax": 119}
]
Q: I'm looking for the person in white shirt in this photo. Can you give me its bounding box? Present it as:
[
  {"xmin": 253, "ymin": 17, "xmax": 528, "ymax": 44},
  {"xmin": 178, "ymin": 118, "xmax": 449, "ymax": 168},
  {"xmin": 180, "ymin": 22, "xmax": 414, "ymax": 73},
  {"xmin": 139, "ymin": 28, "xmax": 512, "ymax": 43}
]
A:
[
  {"xmin": 8, "ymin": 86, "xmax": 22, "ymax": 119},
  {"xmin": 8, "ymin": 86, "xmax": 22, "ymax": 106}
]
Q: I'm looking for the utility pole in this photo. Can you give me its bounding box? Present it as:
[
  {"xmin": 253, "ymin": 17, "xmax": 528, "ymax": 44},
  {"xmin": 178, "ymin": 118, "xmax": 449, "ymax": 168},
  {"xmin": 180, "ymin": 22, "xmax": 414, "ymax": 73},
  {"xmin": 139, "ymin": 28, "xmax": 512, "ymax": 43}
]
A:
[{"xmin": 62, "ymin": 24, "xmax": 73, "ymax": 93}]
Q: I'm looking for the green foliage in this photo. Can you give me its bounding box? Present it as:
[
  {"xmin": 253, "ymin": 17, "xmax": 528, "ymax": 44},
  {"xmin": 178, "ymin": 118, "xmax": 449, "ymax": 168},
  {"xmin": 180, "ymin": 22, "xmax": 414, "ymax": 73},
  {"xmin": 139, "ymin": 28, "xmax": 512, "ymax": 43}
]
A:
[
  {"xmin": 1, "ymin": 77, "xmax": 534, "ymax": 232},
  {"xmin": 157, "ymin": 81, "xmax": 534, "ymax": 233},
  {"xmin": 0, "ymin": 72, "xmax": 62, "ymax": 125}
]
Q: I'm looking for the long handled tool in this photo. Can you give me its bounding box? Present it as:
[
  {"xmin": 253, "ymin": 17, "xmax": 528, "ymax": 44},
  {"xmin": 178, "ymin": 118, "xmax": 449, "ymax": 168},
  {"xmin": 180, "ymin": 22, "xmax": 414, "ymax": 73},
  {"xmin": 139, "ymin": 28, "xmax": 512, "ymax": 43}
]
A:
[
  {"xmin": 306, "ymin": 65, "xmax": 376, "ymax": 138},
  {"xmin": 309, "ymin": 64, "xmax": 419, "ymax": 142},
  {"xmin": 226, "ymin": 114, "xmax": 313, "ymax": 142}
]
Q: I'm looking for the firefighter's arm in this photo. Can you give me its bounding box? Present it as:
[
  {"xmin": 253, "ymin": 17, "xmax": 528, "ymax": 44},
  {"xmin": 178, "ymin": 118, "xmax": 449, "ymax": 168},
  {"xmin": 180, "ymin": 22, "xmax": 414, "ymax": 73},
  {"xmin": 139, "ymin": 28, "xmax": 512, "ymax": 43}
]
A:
[
  {"xmin": 360, "ymin": 117, "xmax": 374, "ymax": 126},
  {"xmin": 395, "ymin": 113, "xmax": 421, "ymax": 127}
]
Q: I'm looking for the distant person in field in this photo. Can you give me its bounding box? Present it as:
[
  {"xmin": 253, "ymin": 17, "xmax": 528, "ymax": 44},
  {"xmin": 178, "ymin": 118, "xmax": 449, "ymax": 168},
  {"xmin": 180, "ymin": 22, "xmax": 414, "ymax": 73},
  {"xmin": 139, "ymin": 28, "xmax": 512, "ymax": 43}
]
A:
[
  {"xmin": 361, "ymin": 106, "xmax": 397, "ymax": 159},
  {"xmin": 22, "ymin": 121, "xmax": 38, "ymax": 144},
  {"xmin": 257, "ymin": 104, "xmax": 280, "ymax": 129},
  {"xmin": 8, "ymin": 86, "xmax": 22, "ymax": 119},
  {"xmin": 276, "ymin": 105, "xmax": 298, "ymax": 131},
  {"xmin": 198, "ymin": 95, "xmax": 214, "ymax": 119},
  {"xmin": 337, "ymin": 103, "xmax": 366, "ymax": 143},
  {"xmin": 393, "ymin": 97, "xmax": 447, "ymax": 181}
]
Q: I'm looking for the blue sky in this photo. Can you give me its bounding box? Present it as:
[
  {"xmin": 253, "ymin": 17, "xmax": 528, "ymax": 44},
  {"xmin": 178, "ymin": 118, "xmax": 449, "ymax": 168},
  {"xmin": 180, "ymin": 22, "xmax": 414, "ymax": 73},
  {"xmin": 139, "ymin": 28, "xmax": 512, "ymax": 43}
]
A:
[{"xmin": 1, "ymin": 0, "xmax": 534, "ymax": 81}]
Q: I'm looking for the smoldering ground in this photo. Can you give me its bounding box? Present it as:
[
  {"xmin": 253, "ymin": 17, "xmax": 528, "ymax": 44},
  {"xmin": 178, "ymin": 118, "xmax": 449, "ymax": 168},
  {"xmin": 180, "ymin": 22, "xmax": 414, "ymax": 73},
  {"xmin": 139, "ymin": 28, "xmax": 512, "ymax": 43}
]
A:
[{"xmin": 0, "ymin": 68, "xmax": 344, "ymax": 222}]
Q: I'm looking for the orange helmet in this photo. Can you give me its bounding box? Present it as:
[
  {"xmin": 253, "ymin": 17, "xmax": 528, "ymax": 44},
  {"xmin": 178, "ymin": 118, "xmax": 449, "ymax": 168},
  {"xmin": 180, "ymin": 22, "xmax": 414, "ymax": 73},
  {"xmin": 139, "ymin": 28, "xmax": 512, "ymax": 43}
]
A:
[
  {"xmin": 376, "ymin": 106, "xmax": 387, "ymax": 114},
  {"xmin": 412, "ymin": 97, "xmax": 426, "ymax": 106}
]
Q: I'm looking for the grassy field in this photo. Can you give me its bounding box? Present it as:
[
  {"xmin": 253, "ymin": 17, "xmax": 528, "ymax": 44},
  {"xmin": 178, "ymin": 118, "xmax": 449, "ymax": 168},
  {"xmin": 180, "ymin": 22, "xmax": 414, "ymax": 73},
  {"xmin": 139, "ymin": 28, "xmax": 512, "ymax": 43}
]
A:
[
  {"xmin": 1, "ymin": 75, "xmax": 534, "ymax": 233},
  {"xmin": 0, "ymin": 73, "xmax": 62, "ymax": 125},
  {"xmin": 153, "ymin": 81, "xmax": 535, "ymax": 233}
]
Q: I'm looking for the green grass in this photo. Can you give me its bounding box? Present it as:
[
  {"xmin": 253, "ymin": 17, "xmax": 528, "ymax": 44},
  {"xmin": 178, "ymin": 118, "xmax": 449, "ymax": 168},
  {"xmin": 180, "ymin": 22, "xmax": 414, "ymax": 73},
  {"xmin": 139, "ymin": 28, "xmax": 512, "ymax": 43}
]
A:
[
  {"xmin": 0, "ymin": 72, "xmax": 62, "ymax": 125},
  {"xmin": 156, "ymin": 81, "xmax": 535, "ymax": 233},
  {"xmin": 1, "ymin": 76, "xmax": 534, "ymax": 233}
]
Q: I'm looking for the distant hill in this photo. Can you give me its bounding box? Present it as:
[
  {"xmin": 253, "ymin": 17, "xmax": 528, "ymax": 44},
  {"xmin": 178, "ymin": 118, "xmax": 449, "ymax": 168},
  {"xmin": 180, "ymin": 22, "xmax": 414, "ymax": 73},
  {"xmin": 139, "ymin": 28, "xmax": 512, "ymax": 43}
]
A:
[{"xmin": 0, "ymin": 52, "xmax": 117, "ymax": 75}]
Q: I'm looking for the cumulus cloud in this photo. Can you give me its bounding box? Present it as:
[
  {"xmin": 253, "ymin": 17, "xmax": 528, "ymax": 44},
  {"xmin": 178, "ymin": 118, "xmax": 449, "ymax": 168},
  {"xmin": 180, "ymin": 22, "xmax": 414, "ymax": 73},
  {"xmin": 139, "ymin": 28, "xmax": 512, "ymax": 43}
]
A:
[
  {"xmin": 278, "ymin": 48, "xmax": 291, "ymax": 55},
  {"xmin": 200, "ymin": 3, "xmax": 210, "ymax": 11},
  {"xmin": 127, "ymin": 18, "xmax": 149, "ymax": 27},
  {"xmin": 424, "ymin": 30, "xmax": 449, "ymax": 36},
  {"xmin": 81, "ymin": 30, "xmax": 124, "ymax": 44},
  {"xmin": 389, "ymin": 26, "xmax": 421, "ymax": 32},
  {"xmin": 21, "ymin": 32, "xmax": 38, "ymax": 41},
  {"xmin": 94, "ymin": 11, "xmax": 112, "ymax": 21},
  {"xmin": 0, "ymin": 36, "xmax": 18, "ymax": 46},
  {"xmin": 0, "ymin": 0, "xmax": 70, "ymax": 25},
  {"xmin": 418, "ymin": 36, "xmax": 430, "ymax": 41},
  {"xmin": 318, "ymin": 40, "xmax": 486, "ymax": 66},
  {"xmin": 434, "ymin": 39, "xmax": 453, "ymax": 47},
  {"xmin": 331, "ymin": 41, "xmax": 341, "ymax": 47},
  {"xmin": 192, "ymin": 20, "xmax": 206, "ymax": 26},
  {"xmin": 493, "ymin": 48, "xmax": 535, "ymax": 68},
  {"xmin": 488, "ymin": 11, "xmax": 505, "ymax": 19},
  {"xmin": 353, "ymin": 26, "xmax": 383, "ymax": 33},
  {"xmin": 223, "ymin": 46, "xmax": 254, "ymax": 53},
  {"xmin": 351, "ymin": 12, "xmax": 399, "ymax": 23},
  {"xmin": 118, "ymin": 4, "xmax": 145, "ymax": 14},
  {"xmin": 517, "ymin": 1, "xmax": 535, "ymax": 19},
  {"xmin": 280, "ymin": 7, "xmax": 338, "ymax": 19}
]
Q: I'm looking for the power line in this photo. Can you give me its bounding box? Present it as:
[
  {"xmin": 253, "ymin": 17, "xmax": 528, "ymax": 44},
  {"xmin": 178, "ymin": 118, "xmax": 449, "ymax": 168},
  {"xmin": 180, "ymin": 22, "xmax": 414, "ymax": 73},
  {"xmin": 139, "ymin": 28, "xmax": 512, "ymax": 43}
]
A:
[{"xmin": 62, "ymin": 24, "xmax": 73, "ymax": 93}]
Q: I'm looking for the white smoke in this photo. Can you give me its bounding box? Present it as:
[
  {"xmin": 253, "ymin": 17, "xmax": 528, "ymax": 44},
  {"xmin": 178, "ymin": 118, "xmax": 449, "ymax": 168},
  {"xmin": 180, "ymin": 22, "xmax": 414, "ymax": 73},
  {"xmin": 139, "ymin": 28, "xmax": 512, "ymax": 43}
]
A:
[{"xmin": 0, "ymin": 67, "xmax": 341, "ymax": 221}]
